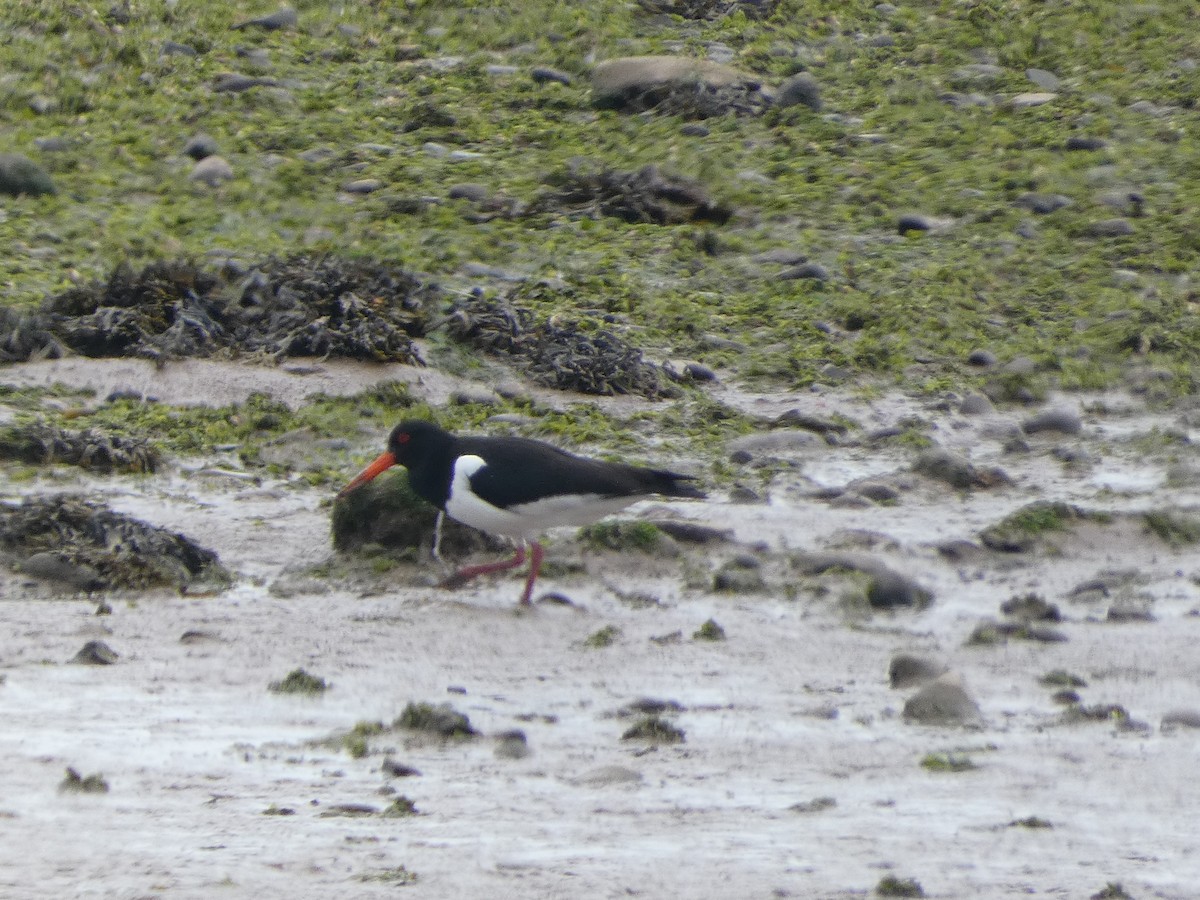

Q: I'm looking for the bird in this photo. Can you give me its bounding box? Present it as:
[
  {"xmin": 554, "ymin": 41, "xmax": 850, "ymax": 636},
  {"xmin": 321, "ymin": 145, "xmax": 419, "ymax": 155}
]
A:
[{"xmin": 336, "ymin": 419, "xmax": 705, "ymax": 606}]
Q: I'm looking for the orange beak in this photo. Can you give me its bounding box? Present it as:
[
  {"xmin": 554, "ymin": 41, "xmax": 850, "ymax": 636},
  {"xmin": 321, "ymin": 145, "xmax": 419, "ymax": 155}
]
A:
[{"xmin": 336, "ymin": 451, "xmax": 397, "ymax": 499}]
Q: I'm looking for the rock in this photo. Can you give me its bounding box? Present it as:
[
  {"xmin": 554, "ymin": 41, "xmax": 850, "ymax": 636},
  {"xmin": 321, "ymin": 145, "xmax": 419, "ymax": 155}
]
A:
[
  {"xmin": 1025, "ymin": 68, "xmax": 1061, "ymax": 90},
  {"xmin": 966, "ymin": 348, "xmax": 997, "ymax": 367},
  {"xmin": 854, "ymin": 481, "xmax": 900, "ymax": 503},
  {"xmin": 779, "ymin": 262, "xmax": 830, "ymax": 281},
  {"xmin": 591, "ymin": 56, "xmax": 762, "ymax": 105},
  {"xmin": 19, "ymin": 552, "xmax": 101, "ymax": 591},
  {"xmin": 713, "ymin": 558, "xmax": 766, "ymax": 593},
  {"xmin": 958, "ymin": 392, "xmax": 994, "ymax": 416},
  {"xmin": 0, "ymin": 153, "xmax": 57, "ymax": 197},
  {"xmin": 70, "ymin": 640, "xmax": 119, "ymax": 665},
  {"xmin": 903, "ymin": 677, "xmax": 983, "ymax": 726},
  {"xmin": 161, "ymin": 40, "xmax": 199, "ymax": 57},
  {"xmin": 342, "ymin": 178, "xmax": 383, "ymax": 194},
  {"xmin": 1162, "ymin": 710, "xmax": 1200, "ymax": 730},
  {"xmin": 494, "ymin": 729, "xmax": 530, "ymax": 759},
  {"xmin": 897, "ymin": 213, "xmax": 936, "ymax": 235},
  {"xmin": 913, "ymin": 447, "xmax": 977, "ymax": 489},
  {"xmin": 1015, "ymin": 192, "xmax": 1071, "ymax": 214},
  {"xmin": 212, "ymin": 73, "xmax": 278, "ymax": 93},
  {"xmin": 531, "ymin": 66, "xmax": 571, "ymax": 86},
  {"xmin": 1022, "ymin": 407, "xmax": 1082, "ymax": 435},
  {"xmin": 867, "ymin": 571, "xmax": 932, "ymax": 610},
  {"xmin": 189, "ymin": 156, "xmax": 234, "ymax": 187},
  {"xmin": 448, "ymin": 183, "xmax": 489, "ymax": 202},
  {"xmin": 889, "ymin": 654, "xmax": 946, "ymax": 689},
  {"xmin": 571, "ymin": 765, "xmax": 643, "ymax": 787},
  {"xmin": 34, "ymin": 137, "xmax": 72, "ymax": 152},
  {"xmin": 680, "ymin": 123, "xmax": 710, "ymax": 137},
  {"xmin": 776, "ymin": 72, "xmax": 821, "ymax": 111},
  {"xmin": 727, "ymin": 430, "xmax": 818, "ymax": 456},
  {"xmin": 1087, "ymin": 218, "xmax": 1134, "ymax": 237},
  {"xmin": 183, "ymin": 133, "xmax": 220, "ymax": 161},
  {"xmin": 1000, "ymin": 593, "xmax": 1060, "ymax": 621},
  {"xmin": 1065, "ymin": 136, "xmax": 1106, "ymax": 151},
  {"xmin": 649, "ymin": 521, "xmax": 733, "ymax": 545},
  {"xmin": 231, "ymin": 6, "xmax": 297, "ymax": 30},
  {"xmin": 773, "ymin": 409, "xmax": 849, "ymax": 435},
  {"xmin": 1011, "ymin": 92, "xmax": 1056, "ymax": 107}
]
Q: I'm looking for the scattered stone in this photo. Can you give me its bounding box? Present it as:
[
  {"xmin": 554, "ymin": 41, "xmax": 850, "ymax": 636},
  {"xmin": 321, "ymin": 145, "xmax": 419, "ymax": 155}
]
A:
[
  {"xmin": 888, "ymin": 654, "xmax": 946, "ymax": 689},
  {"xmin": 319, "ymin": 803, "xmax": 377, "ymax": 818},
  {"xmin": 779, "ymin": 262, "xmax": 830, "ymax": 281},
  {"xmin": 1106, "ymin": 604, "xmax": 1154, "ymax": 623},
  {"xmin": 342, "ymin": 178, "xmax": 383, "ymax": 194},
  {"xmin": 979, "ymin": 501, "xmax": 1085, "ymax": 552},
  {"xmin": 179, "ymin": 629, "xmax": 221, "ymax": 644},
  {"xmin": 183, "ymin": 133, "xmax": 220, "ymax": 161},
  {"xmin": 966, "ymin": 348, "xmax": 997, "ymax": 367},
  {"xmin": 494, "ymin": 729, "xmax": 530, "ymax": 759},
  {"xmin": 395, "ymin": 702, "xmax": 478, "ymax": 738},
  {"xmin": 0, "ymin": 153, "xmax": 57, "ymax": 197},
  {"xmin": 958, "ymin": 392, "xmax": 994, "ymax": 415},
  {"xmin": 58, "ymin": 768, "xmax": 109, "ymax": 794},
  {"xmin": 531, "ymin": 66, "xmax": 571, "ymax": 86},
  {"xmin": 1011, "ymin": 92, "xmax": 1056, "ymax": 107},
  {"xmin": 1040, "ymin": 670, "xmax": 1087, "ymax": 688},
  {"xmin": 211, "ymin": 73, "xmax": 278, "ymax": 93},
  {"xmin": 903, "ymin": 678, "xmax": 983, "ymax": 726},
  {"xmin": 854, "ymin": 480, "xmax": 900, "ymax": 503},
  {"xmin": 867, "ymin": 571, "xmax": 932, "ymax": 610},
  {"xmin": 1014, "ymin": 192, "xmax": 1072, "ymax": 214},
  {"xmin": 1066, "ymin": 136, "xmax": 1106, "ymax": 151},
  {"xmin": 897, "ymin": 213, "xmax": 936, "ymax": 235},
  {"xmin": 381, "ymin": 796, "xmax": 419, "ymax": 817},
  {"xmin": 913, "ymin": 447, "xmax": 999, "ymax": 489},
  {"xmin": 34, "ymin": 137, "xmax": 72, "ymax": 152},
  {"xmin": 189, "ymin": 155, "xmax": 234, "ymax": 187},
  {"xmin": 161, "ymin": 40, "xmax": 199, "ymax": 57},
  {"xmin": 649, "ymin": 521, "xmax": 731, "ymax": 544},
  {"xmin": 70, "ymin": 640, "xmax": 119, "ymax": 665},
  {"xmin": 620, "ymin": 697, "xmax": 686, "ymax": 717},
  {"xmin": 789, "ymin": 796, "xmax": 836, "ymax": 814},
  {"xmin": 713, "ymin": 557, "xmax": 766, "ymax": 593},
  {"xmin": 773, "ymin": 409, "xmax": 849, "ymax": 435},
  {"xmin": 231, "ymin": 6, "xmax": 298, "ymax": 30},
  {"xmin": 776, "ymin": 72, "xmax": 822, "ymax": 111},
  {"xmin": 1161, "ymin": 710, "xmax": 1200, "ymax": 730},
  {"xmin": 448, "ymin": 183, "xmax": 489, "ymax": 202},
  {"xmin": 875, "ymin": 875, "xmax": 926, "ymax": 897},
  {"xmin": 592, "ymin": 55, "xmax": 770, "ymax": 118},
  {"xmin": 1025, "ymin": 68, "xmax": 1061, "ymax": 90},
  {"xmin": 268, "ymin": 668, "xmax": 328, "ymax": 694},
  {"xmin": 19, "ymin": 552, "xmax": 102, "ymax": 591},
  {"xmin": 1087, "ymin": 218, "xmax": 1134, "ymax": 237},
  {"xmin": 571, "ymin": 765, "xmax": 643, "ymax": 786},
  {"xmin": 382, "ymin": 759, "xmax": 422, "ymax": 778},
  {"xmin": 621, "ymin": 714, "xmax": 685, "ymax": 744}
]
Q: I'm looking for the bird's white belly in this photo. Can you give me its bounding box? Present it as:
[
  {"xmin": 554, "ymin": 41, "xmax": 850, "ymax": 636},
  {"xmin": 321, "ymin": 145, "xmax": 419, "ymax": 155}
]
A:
[{"xmin": 445, "ymin": 456, "xmax": 640, "ymax": 539}]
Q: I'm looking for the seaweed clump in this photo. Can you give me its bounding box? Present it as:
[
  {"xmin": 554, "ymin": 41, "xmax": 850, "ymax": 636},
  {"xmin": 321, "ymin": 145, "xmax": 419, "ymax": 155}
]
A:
[
  {"xmin": 445, "ymin": 290, "xmax": 677, "ymax": 398},
  {"xmin": 0, "ymin": 255, "xmax": 432, "ymax": 365},
  {"xmin": 0, "ymin": 423, "xmax": 160, "ymax": 473},
  {"xmin": 0, "ymin": 494, "xmax": 229, "ymax": 591},
  {"xmin": 528, "ymin": 164, "xmax": 732, "ymax": 225}
]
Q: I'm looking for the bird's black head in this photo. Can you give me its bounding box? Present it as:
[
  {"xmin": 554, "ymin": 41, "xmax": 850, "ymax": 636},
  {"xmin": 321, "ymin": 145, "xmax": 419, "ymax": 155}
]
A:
[{"xmin": 387, "ymin": 419, "xmax": 453, "ymax": 467}]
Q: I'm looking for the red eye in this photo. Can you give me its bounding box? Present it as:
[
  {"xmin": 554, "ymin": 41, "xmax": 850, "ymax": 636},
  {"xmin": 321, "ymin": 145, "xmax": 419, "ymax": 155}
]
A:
[{"xmin": 397, "ymin": 433, "xmax": 411, "ymax": 444}]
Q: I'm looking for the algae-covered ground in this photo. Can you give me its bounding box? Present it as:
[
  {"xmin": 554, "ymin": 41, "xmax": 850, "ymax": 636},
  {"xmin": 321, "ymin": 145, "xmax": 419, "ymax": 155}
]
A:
[{"xmin": 3, "ymin": 2, "xmax": 1200, "ymax": 898}]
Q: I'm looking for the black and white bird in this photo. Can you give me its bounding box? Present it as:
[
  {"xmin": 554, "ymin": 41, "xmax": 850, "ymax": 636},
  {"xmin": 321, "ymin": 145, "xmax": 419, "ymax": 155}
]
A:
[{"xmin": 336, "ymin": 419, "xmax": 705, "ymax": 605}]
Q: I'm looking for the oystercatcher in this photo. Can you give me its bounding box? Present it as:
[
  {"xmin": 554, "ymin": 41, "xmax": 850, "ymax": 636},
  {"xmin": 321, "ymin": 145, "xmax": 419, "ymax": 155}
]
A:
[{"xmin": 337, "ymin": 420, "xmax": 705, "ymax": 605}]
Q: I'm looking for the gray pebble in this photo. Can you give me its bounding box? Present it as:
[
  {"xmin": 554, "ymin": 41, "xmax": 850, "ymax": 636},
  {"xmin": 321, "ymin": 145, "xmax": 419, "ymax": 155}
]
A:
[
  {"xmin": 958, "ymin": 392, "xmax": 994, "ymax": 415},
  {"xmin": 680, "ymin": 123, "xmax": 710, "ymax": 137},
  {"xmin": 1014, "ymin": 192, "xmax": 1072, "ymax": 214},
  {"xmin": 212, "ymin": 73, "xmax": 277, "ymax": 93},
  {"xmin": 231, "ymin": 6, "xmax": 297, "ymax": 30},
  {"xmin": 70, "ymin": 640, "xmax": 120, "ymax": 666},
  {"xmin": 21, "ymin": 552, "xmax": 101, "ymax": 590},
  {"xmin": 342, "ymin": 178, "xmax": 383, "ymax": 194},
  {"xmin": 754, "ymin": 248, "xmax": 807, "ymax": 265},
  {"xmin": 1065, "ymin": 136, "xmax": 1106, "ymax": 151},
  {"xmin": 867, "ymin": 571, "xmax": 932, "ymax": 610},
  {"xmin": 1011, "ymin": 92, "xmax": 1056, "ymax": 107},
  {"xmin": 1023, "ymin": 407, "xmax": 1082, "ymax": 435},
  {"xmin": 966, "ymin": 348, "xmax": 997, "ymax": 367},
  {"xmin": 776, "ymin": 72, "xmax": 822, "ymax": 111},
  {"xmin": 189, "ymin": 155, "xmax": 234, "ymax": 186},
  {"xmin": 913, "ymin": 447, "xmax": 977, "ymax": 489},
  {"xmin": 889, "ymin": 654, "xmax": 947, "ymax": 689},
  {"xmin": 448, "ymin": 183, "xmax": 489, "ymax": 202},
  {"xmin": 897, "ymin": 213, "xmax": 935, "ymax": 235},
  {"xmin": 1162, "ymin": 710, "xmax": 1200, "ymax": 729},
  {"xmin": 1087, "ymin": 218, "xmax": 1134, "ymax": 237},
  {"xmin": 161, "ymin": 40, "xmax": 199, "ymax": 57},
  {"xmin": 183, "ymin": 132, "xmax": 220, "ymax": 160},
  {"xmin": 903, "ymin": 679, "xmax": 982, "ymax": 726},
  {"xmin": 0, "ymin": 153, "xmax": 57, "ymax": 196},
  {"xmin": 773, "ymin": 409, "xmax": 848, "ymax": 435},
  {"xmin": 34, "ymin": 137, "xmax": 73, "ymax": 152},
  {"xmin": 780, "ymin": 262, "xmax": 830, "ymax": 281},
  {"xmin": 854, "ymin": 481, "xmax": 900, "ymax": 503},
  {"xmin": 1025, "ymin": 68, "xmax": 1061, "ymax": 90},
  {"xmin": 531, "ymin": 66, "xmax": 571, "ymax": 86}
]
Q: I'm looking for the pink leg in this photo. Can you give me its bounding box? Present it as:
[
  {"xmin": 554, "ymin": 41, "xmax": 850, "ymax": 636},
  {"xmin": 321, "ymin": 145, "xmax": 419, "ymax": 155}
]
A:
[
  {"xmin": 518, "ymin": 542, "xmax": 545, "ymax": 606},
  {"xmin": 440, "ymin": 544, "xmax": 527, "ymax": 591}
]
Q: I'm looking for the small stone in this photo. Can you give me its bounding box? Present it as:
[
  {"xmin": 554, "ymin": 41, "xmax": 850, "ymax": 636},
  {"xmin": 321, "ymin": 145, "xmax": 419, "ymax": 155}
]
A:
[
  {"xmin": 1015, "ymin": 192, "xmax": 1072, "ymax": 214},
  {"xmin": 1087, "ymin": 218, "xmax": 1134, "ymax": 237},
  {"xmin": 682, "ymin": 362, "xmax": 717, "ymax": 382},
  {"xmin": 1065, "ymin": 136, "xmax": 1106, "ymax": 151},
  {"xmin": 773, "ymin": 409, "xmax": 849, "ymax": 435},
  {"xmin": 0, "ymin": 153, "xmax": 57, "ymax": 196},
  {"xmin": 58, "ymin": 767, "xmax": 109, "ymax": 794},
  {"xmin": 342, "ymin": 178, "xmax": 383, "ymax": 194},
  {"xmin": 189, "ymin": 155, "xmax": 234, "ymax": 187},
  {"xmin": 1162, "ymin": 710, "xmax": 1200, "ymax": 729},
  {"xmin": 494, "ymin": 729, "xmax": 531, "ymax": 759},
  {"xmin": 1011, "ymin": 92, "xmax": 1056, "ymax": 107},
  {"xmin": 70, "ymin": 640, "xmax": 119, "ymax": 665},
  {"xmin": 776, "ymin": 72, "xmax": 822, "ymax": 111},
  {"xmin": 382, "ymin": 759, "xmax": 422, "ymax": 777},
  {"xmin": 903, "ymin": 678, "xmax": 982, "ymax": 726},
  {"xmin": 211, "ymin": 73, "xmax": 277, "ymax": 93},
  {"xmin": 913, "ymin": 447, "xmax": 977, "ymax": 489},
  {"xmin": 448, "ymin": 182, "xmax": 489, "ymax": 202},
  {"xmin": 34, "ymin": 137, "xmax": 72, "ymax": 152},
  {"xmin": 20, "ymin": 552, "xmax": 101, "ymax": 590},
  {"xmin": 572, "ymin": 765, "xmax": 643, "ymax": 786},
  {"xmin": 897, "ymin": 213, "xmax": 935, "ymax": 235},
  {"xmin": 183, "ymin": 133, "xmax": 220, "ymax": 161},
  {"xmin": 780, "ymin": 262, "xmax": 830, "ymax": 281},
  {"xmin": 867, "ymin": 571, "xmax": 932, "ymax": 610},
  {"xmin": 1022, "ymin": 407, "xmax": 1082, "ymax": 435},
  {"xmin": 966, "ymin": 348, "xmax": 997, "ymax": 367},
  {"xmin": 531, "ymin": 66, "xmax": 571, "ymax": 86},
  {"xmin": 1025, "ymin": 68, "xmax": 1061, "ymax": 90},
  {"xmin": 161, "ymin": 40, "xmax": 198, "ymax": 57},
  {"xmin": 958, "ymin": 392, "xmax": 994, "ymax": 415},
  {"xmin": 888, "ymin": 654, "xmax": 946, "ymax": 689},
  {"xmin": 231, "ymin": 6, "xmax": 297, "ymax": 30},
  {"xmin": 680, "ymin": 123, "xmax": 710, "ymax": 137}
]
